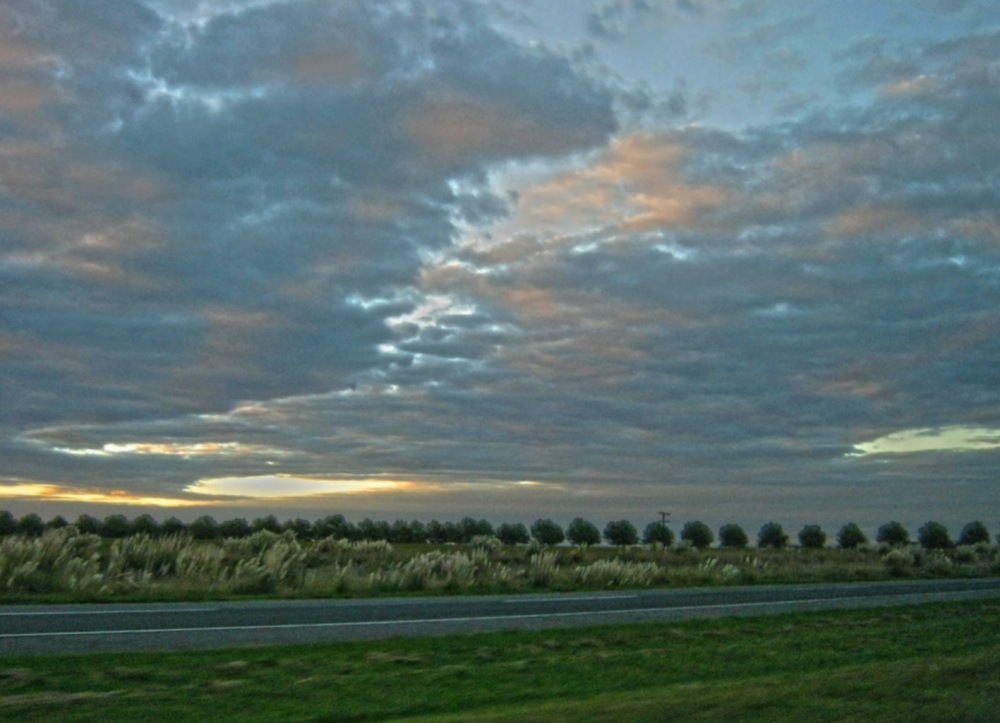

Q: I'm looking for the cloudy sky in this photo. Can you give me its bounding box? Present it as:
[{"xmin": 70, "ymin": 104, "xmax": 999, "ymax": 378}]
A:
[{"xmin": 2, "ymin": 0, "xmax": 999, "ymax": 533}]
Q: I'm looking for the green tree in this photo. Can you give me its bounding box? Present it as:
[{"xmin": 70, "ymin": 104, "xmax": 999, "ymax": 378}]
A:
[
  {"xmin": 252, "ymin": 515, "xmax": 283, "ymax": 534},
  {"xmin": 567, "ymin": 518, "xmax": 602, "ymax": 546},
  {"xmin": 497, "ymin": 522, "xmax": 530, "ymax": 545},
  {"xmin": 130, "ymin": 513, "xmax": 161, "ymax": 537},
  {"xmin": 642, "ymin": 521, "xmax": 674, "ymax": 546},
  {"xmin": 757, "ymin": 522, "xmax": 789, "ymax": 549},
  {"xmin": 313, "ymin": 514, "xmax": 354, "ymax": 540},
  {"xmin": 680, "ymin": 520, "xmax": 714, "ymax": 549},
  {"xmin": 219, "ymin": 518, "xmax": 252, "ymax": 539},
  {"xmin": 0, "ymin": 510, "xmax": 18, "ymax": 536},
  {"xmin": 836, "ymin": 522, "xmax": 867, "ymax": 549},
  {"xmin": 917, "ymin": 521, "xmax": 953, "ymax": 550},
  {"xmin": 718, "ymin": 523, "xmax": 749, "ymax": 548},
  {"xmin": 957, "ymin": 521, "xmax": 990, "ymax": 546},
  {"xmin": 530, "ymin": 518, "xmax": 565, "ymax": 545},
  {"xmin": 604, "ymin": 519, "xmax": 639, "ymax": 546},
  {"xmin": 798, "ymin": 524, "xmax": 826, "ymax": 549},
  {"xmin": 100, "ymin": 514, "xmax": 132, "ymax": 539},
  {"xmin": 160, "ymin": 517, "xmax": 186, "ymax": 536},
  {"xmin": 75, "ymin": 514, "xmax": 102, "ymax": 535},
  {"xmin": 876, "ymin": 521, "xmax": 909, "ymax": 546},
  {"xmin": 46, "ymin": 515, "xmax": 70, "ymax": 530},
  {"xmin": 17, "ymin": 513, "xmax": 45, "ymax": 537},
  {"xmin": 189, "ymin": 515, "xmax": 220, "ymax": 540},
  {"xmin": 284, "ymin": 518, "xmax": 314, "ymax": 540}
]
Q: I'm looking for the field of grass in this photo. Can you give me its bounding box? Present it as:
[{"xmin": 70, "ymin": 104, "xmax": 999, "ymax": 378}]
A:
[
  {"xmin": 2, "ymin": 599, "xmax": 999, "ymax": 722},
  {"xmin": 2, "ymin": 527, "xmax": 999, "ymax": 603}
]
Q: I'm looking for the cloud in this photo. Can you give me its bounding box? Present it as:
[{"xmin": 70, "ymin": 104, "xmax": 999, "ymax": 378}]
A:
[{"xmin": 849, "ymin": 427, "xmax": 1000, "ymax": 456}]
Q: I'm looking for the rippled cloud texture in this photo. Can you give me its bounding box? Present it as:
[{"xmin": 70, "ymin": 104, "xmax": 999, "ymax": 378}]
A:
[{"xmin": 2, "ymin": 0, "xmax": 999, "ymax": 529}]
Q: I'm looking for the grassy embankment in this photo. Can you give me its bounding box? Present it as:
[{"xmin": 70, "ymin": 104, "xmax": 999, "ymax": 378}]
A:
[
  {"xmin": 2, "ymin": 527, "xmax": 999, "ymax": 603},
  {"xmin": 1, "ymin": 599, "xmax": 999, "ymax": 722}
]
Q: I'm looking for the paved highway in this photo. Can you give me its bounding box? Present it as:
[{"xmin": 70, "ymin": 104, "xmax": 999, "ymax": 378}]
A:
[{"xmin": 3, "ymin": 578, "xmax": 999, "ymax": 655}]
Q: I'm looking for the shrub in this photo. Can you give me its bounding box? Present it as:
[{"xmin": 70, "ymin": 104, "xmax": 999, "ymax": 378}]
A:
[
  {"xmin": 497, "ymin": 522, "xmax": 530, "ymax": 545},
  {"xmin": 642, "ymin": 522, "xmax": 674, "ymax": 546},
  {"xmin": 0, "ymin": 510, "xmax": 17, "ymax": 536},
  {"xmin": 876, "ymin": 521, "xmax": 910, "ymax": 546},
  {"xmin": 958, "ymin": 521, "xmax": 990, "ymax": 546},
  {"xmin": 603, "ymin": 520, "xmax": 639, "ymax": 546},
  {"xmin": 757, "ymin": 522, "xmax": 788, "ymax": 549},
  {"xmin": 567, "ymin": 518, "xmax": 602, "ymax": 546},
  {"xmin": 917, "ymin": 521, "xmax": 953, "ymax": 550},
  {"xmin": 100, "ymin": 514, "xmax": 132, "ymax": 539},
  {"xmin": 798, "ymin": 524, "xmax": 826, "ymax": 549},
  {"xmin": 837, "ymin": 522, "xmax": 867, "ymax": 549},
  {"xmin": 17, "ymin": 513, "xmax": 45, "ymax": 537},
  {"xmin": 530, "ymin": 519, "xmax": 565, "ymax": 546},
  {"xmin": 718, "ymin": 523, "xmax": 749, "ymax": 548},
  {"xmin": 681, "ymin": 521, "xmax": 714, "ymax": 549}
]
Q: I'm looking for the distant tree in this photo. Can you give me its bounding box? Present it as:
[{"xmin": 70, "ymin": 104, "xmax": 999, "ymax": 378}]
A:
[
  {"xmin": 798, "ymin": 524, "xmax": 826, "ymax": 549},
  {"xmin": 426, "ymin": 520, "xmax": 447, "ymax": 544},
  {"xmin": 680, "ymin": 520, "xmax": 714, "ymax": 549},
  {"xmin": 46, "ymin": 515, "xmax": 70, "ymax": 530},
  {"xmin": 642, "ymin": 521, "xmax": 675, "ymax": 546},
  {"xmin": 407, "ymin": 520, "xmax": 428, "ymax": 543},
  {"xmin": 388, "ymin": 519, "xmax": 414, "ymax": 543},
  {"xmin": 0, "ymin": 510, "xmax": 17, "ymax": 536},
  {"xmin": 17, "ymin": 513, "xmax": 45, "ymax": 537},
  {"xmin": 757, "ymin": 522, "xmax": 788, "ymax": 549},
  {"xmin": 284, "ymin": 518, "xmax": 314, "ymax": 540},
  {"xmin": 718, "ymin": 523, "xmax": 749, "ymax": 548},
  {"xmin": 100, "ymin": 514, "xmax": 132, "ymax": 539},
  {"xmin": 75, "ymin": 514, "xmax": 102, "ymax": 536},
  {"xmin": 189, "ymin": 515, "xmax": 220, "ymax": 540},
  {"xmin": 836, "ymin": 522, "xmax": 867, "ymax": 549},
  {"xmin": 219, "ymin": 517, "xmax": 252, "ymax": 539},
  {"xmin": 458, "ymin": 517, "xmax": 495, "ymax": 542},
  {"xmin": 604, "ymin": 519, "xmax": 639, "ymax": 546},
  {"xmin": 497, "ymin": 522, "xmax": 530, "ymax": 545},
  {"xmin": 356, "ymin": 518, "xmax": 390, "ymax": 541},
  {"xmin": 876, "ymin": 521, "xmax": 909, "ymax": 546},
  {"xmin": 567, "ymin": 518, "xmax": 602, "ymax": 546},
  {"xmin": 957, "ymin": 521, "xmax": 990, "ymax": 546},
  {"xmin": 160, "ymin": 517, "xmax": 187, "ymax": 536},
  {"xmin": 314, "ymin": 514, "xmax": 354, "ymax": 540},
  {"xmin": 252, "ymin": 515, "xmax": 283, "ymax": 534},
  {"xmin": 130, "ymin": 513, "xmax": 161, "ymax": 537},
  {"xmin": 530, "ymin": 518, "xmax": 565, "ymax": 546},
  {"xmin": 917, "ymin": 521, "xmax": 953, "ymax": 550}
]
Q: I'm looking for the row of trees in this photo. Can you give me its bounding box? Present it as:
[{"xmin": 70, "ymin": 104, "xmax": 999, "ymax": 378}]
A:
[{"xmin": 1, "ymin": 510, "xmax": 995, "ymax": 549}]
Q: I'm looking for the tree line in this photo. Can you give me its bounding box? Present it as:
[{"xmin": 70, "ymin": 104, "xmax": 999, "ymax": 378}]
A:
[{"xmin": 0, "ymin": 510, "xmax": 995, "ymax": 549}]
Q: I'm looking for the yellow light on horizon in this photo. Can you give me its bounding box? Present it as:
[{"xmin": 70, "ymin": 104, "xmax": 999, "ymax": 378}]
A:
[
  {"xmin": 184, "ymin": 475, "xmax": 418, "ymax": 498},
  {"xmin": 849, "ymin": 425, "xmax": 1000, "ymax": 457}
]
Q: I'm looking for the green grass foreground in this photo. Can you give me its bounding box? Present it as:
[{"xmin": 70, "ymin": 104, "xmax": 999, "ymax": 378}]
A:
[{"xmin": 2, "ymin": 600, "xmax": 999, "ymax": 722}]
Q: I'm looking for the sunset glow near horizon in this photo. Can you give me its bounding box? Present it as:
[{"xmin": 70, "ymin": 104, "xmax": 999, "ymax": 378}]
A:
[{"xmin": 2, "ymin": 0, "xmax": 999, "ymax": 531}]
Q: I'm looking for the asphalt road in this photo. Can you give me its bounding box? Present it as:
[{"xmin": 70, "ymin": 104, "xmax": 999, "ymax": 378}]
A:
[{"xmin": 3, "ymin": 578, "xmax": 999, "ymax": 655}]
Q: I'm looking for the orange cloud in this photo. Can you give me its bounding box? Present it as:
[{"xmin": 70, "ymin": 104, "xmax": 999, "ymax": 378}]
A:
[
  {"xmin": 0, "ymin": 482, "xmax": 206, "ymax": 507},
  {"xmin": 827, "ymin": 204, "xmax": 922, "ymax": 237}
]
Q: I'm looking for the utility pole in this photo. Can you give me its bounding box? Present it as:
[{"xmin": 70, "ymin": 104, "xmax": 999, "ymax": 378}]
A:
[{"xmin": 658, "ymin": 510, "xmax": 671, "ymax": 526}]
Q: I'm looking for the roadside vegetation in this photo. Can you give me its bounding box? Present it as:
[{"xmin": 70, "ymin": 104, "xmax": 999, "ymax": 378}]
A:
[
  {"xmin": 1, "ymin": 600, "xmax": 998, "ymax": 722},
  {"xmin": 1, "ymin": 511, "xmax": 998, "ymax": 602}
]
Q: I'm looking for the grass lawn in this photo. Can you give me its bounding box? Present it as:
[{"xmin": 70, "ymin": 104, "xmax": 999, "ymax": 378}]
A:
[{"xmin": 2, "ymin": 599, "xmax": 999, "ymax": 722}]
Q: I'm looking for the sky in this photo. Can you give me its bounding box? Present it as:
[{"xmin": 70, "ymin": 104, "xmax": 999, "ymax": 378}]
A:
[{"xmin": 1, "ymin": 0, "xmax": 999, "ymax": 534}]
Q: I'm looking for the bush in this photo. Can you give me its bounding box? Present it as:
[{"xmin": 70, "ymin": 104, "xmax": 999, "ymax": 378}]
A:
[
  {"xmin": 603, "ymin": 520, "xmax": 639, "ymax": 546},
  {"xmin": 0, "ymin": 510, "xmax": 17, "ymax": 536},
  {"xmin": 798, "ymin": 524, "xmax": 826, "ymax": 549},
  {"xmin": 957, "ymin": 521, "xmax": 990, "ymax": 546},
  {"xmin": 718, "ymin": 523, "xmax": 749, "ymax": 548},
  {"xmin": 567, "ymin": 518, "xmax": 602, "ymax": 546},
  {"xmin": 757, "ymin": 522, "xmax": 788, "ymax": 549},
  {"xmin": 642, "ymin": 522, "xmax": 674, "ymax": 546},
  {"xmin": 17, "ymin": 513, "xmax": 45, "ymax": 537},
  {"xmin": 680, "ymin": 521, "xmax": 714, "ymax": 549},
  {"xmin": 917, "ymin": 521, "xmax": 953, "ymax": 550},
  {"xmin": 836, "ymin": 522, "xmax": 867, "ymax": 549},
  {"xmin": 530, "ymin": 519, "xmax": 565, "ymax": 546},
  {"xmin": 497, "ymin": 522, "xmax": 530, "ymax": 545},
  {"xmin": 876, "ymin": 521, "xmax": 910, "ymax": 546}
]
